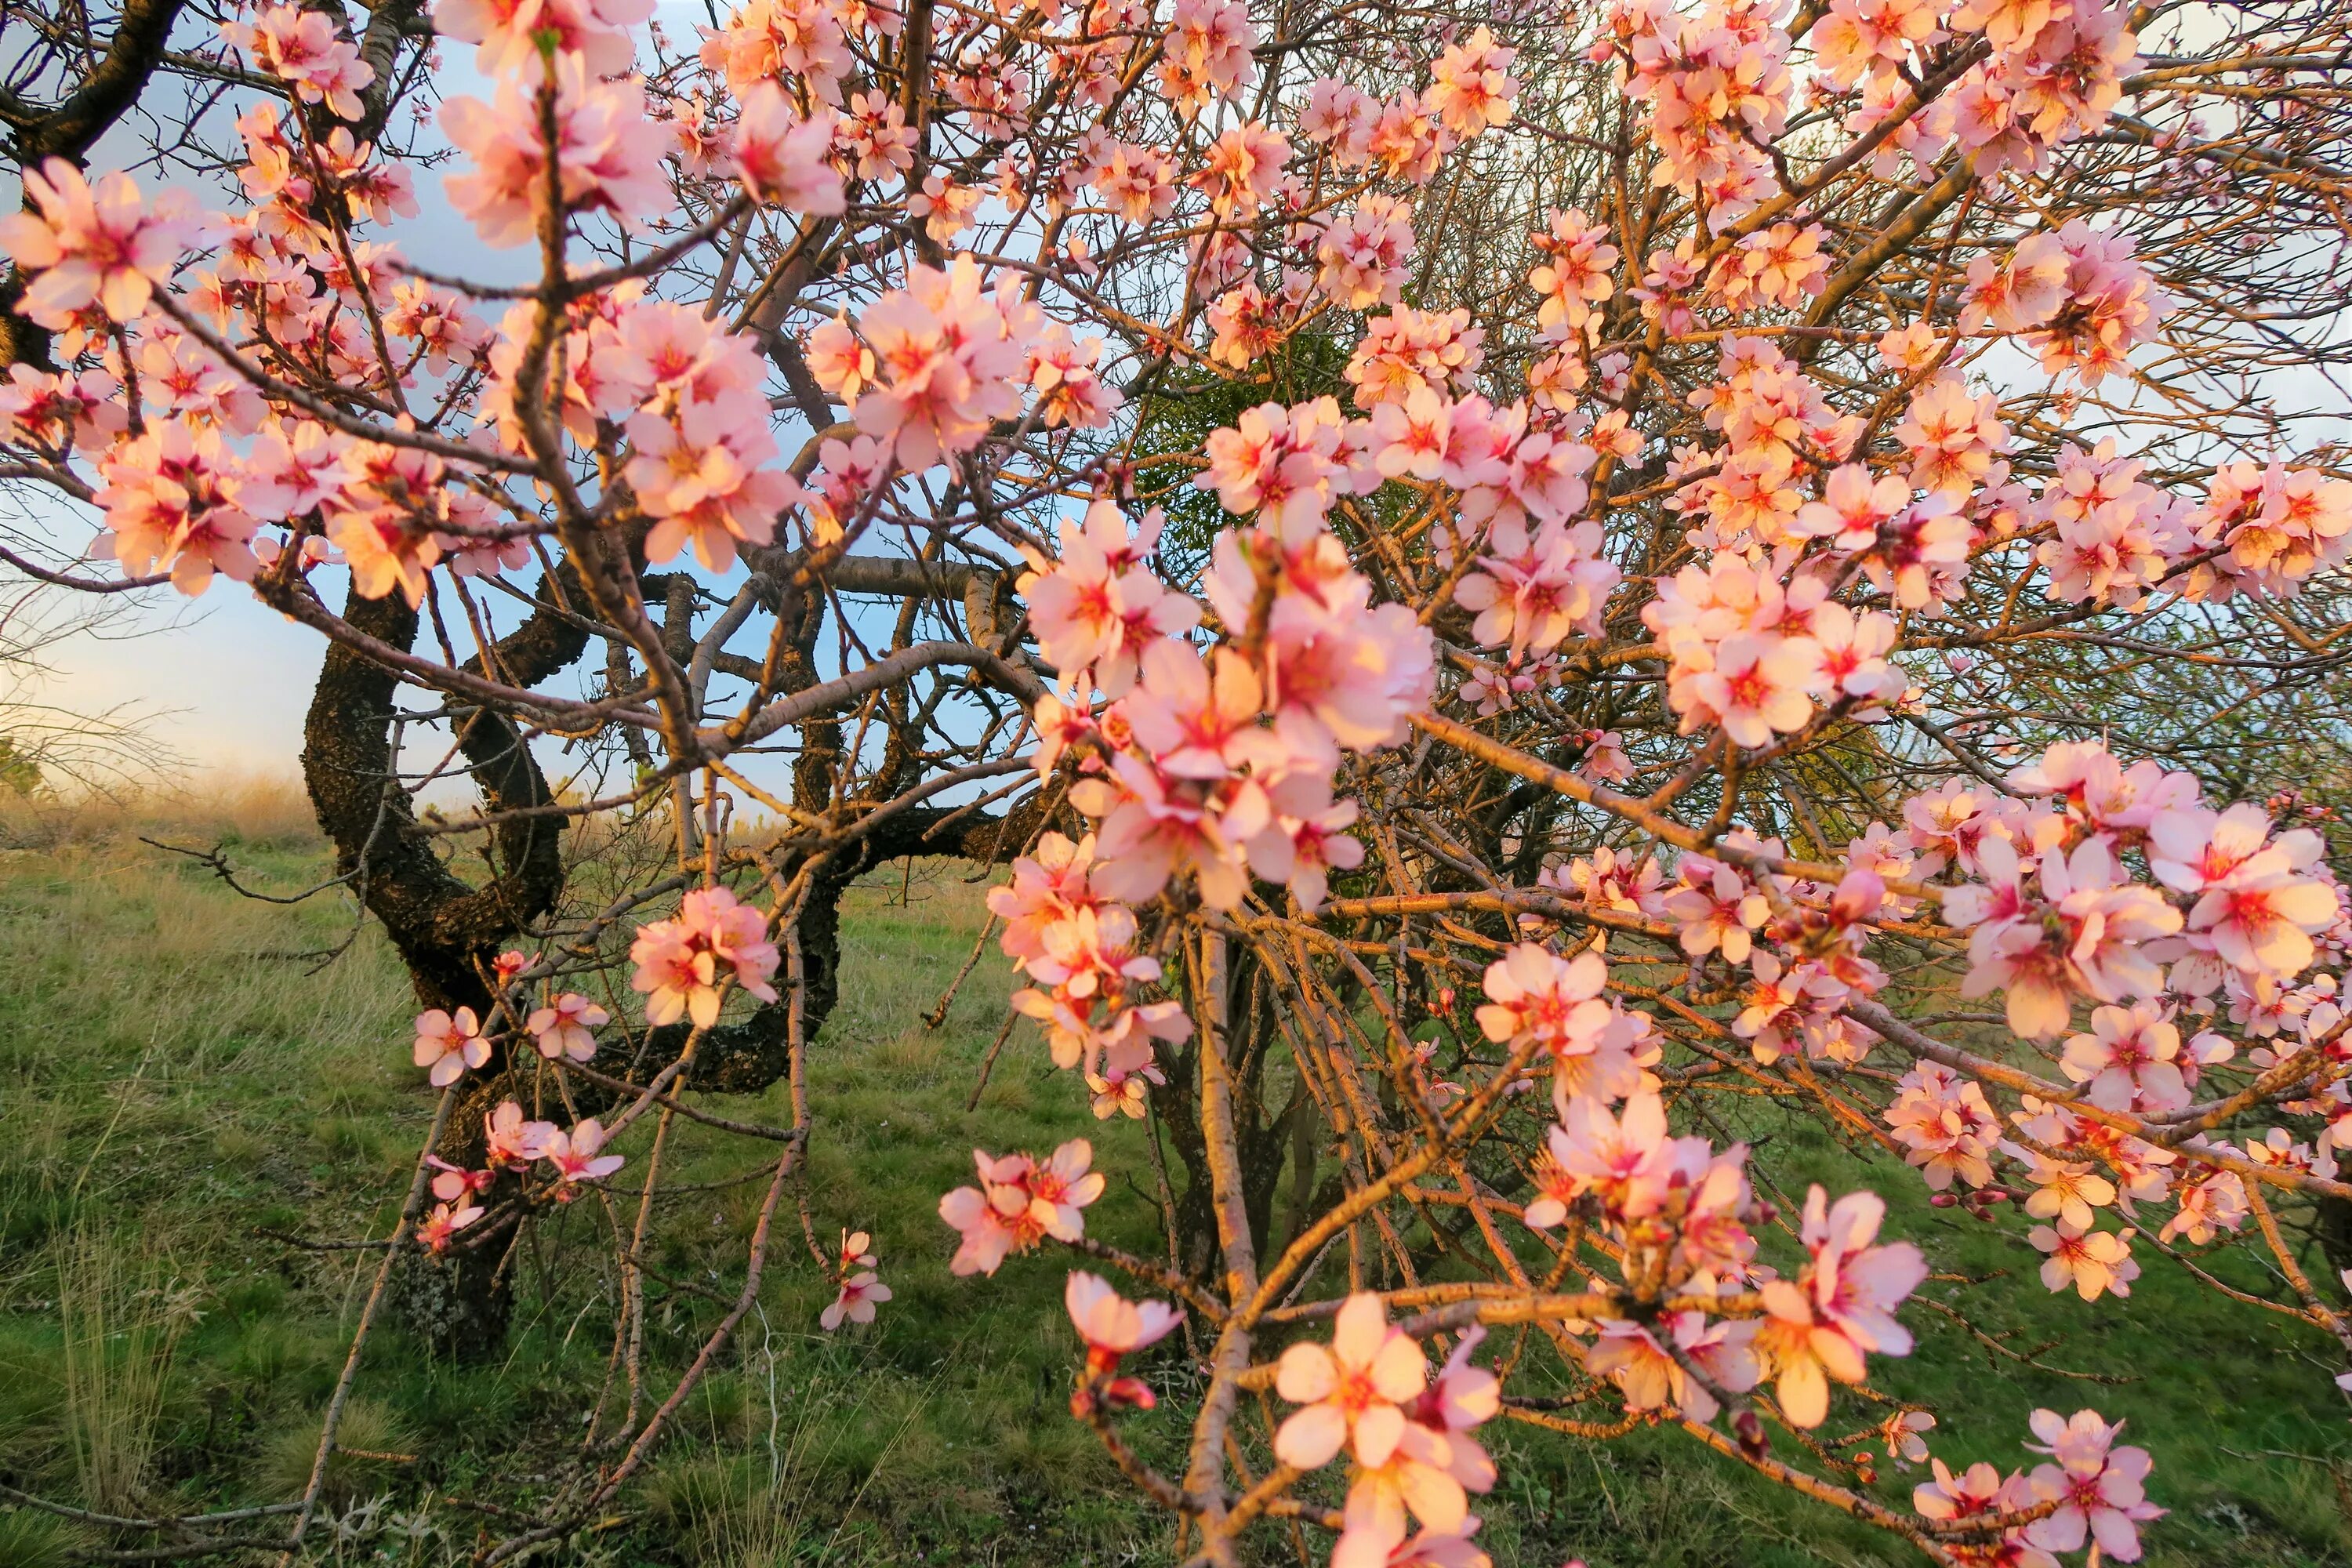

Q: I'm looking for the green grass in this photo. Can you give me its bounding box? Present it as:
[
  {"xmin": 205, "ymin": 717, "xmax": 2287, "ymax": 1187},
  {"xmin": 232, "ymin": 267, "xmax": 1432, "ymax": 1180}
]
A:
[{"xmin": 0, "ymin": 811, "xmax": 2346, "ymax": 1566}]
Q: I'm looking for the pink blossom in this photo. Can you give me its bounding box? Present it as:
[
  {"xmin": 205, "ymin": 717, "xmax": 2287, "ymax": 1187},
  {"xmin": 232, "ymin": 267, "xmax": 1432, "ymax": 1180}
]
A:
[
  {"xmin": 427, "ymin": 1158, "xmax": 493, "ymax": 1203},
  {"xmin": 1943, "ymin": 835, "xmax": 2182, "ymax": 1038},
  {"xmin": 1895, "ymin": 375, "xmax": 2009, "ymax": 498},
  {"xmin": 1809, "ymin": 0, "xmax": 1942, "ymax": 87},
  {"xmin": 1587, "ymin": 1312, "xmax": 1759, "ymax": 1422},
  {"xmin": 2012, "ymin": 1149, "xmax": 2118, "ymax": 1232},
  {"xmin": 1078, "ymin": 753, "xmax": 1250, "ymax": 911},
  {"xmin": 526, "ymin": 993, "xmax": 610, "ymax": 1062},
  {"xmin": 2009, "ymin": 738, "xmax": 2201, "ymax": 839},
  {"xmin": 1065, "ymin": 1271, "xmax": 1182, "ymax": 1410},
  {"xmin": 2191, "ymin": 461, "xmax": 2352, "ymax": 597},
  {"xmin": 539, "ymin": 1117, "xmax": 625, "ymax": 1192},
  {"xmin": 1318, "ymin": 196, "xmax": 1417, "ymax": 310},
  {"xmin": 1028, "ymin": 325, "xmax": 1121, "ymax": 430},
  {"xmin": 699, "ymin": 0, "xmax": 852, "ymax": 103},
  {"xmin": 822, "ymin": 1271, "xmax": 891, "ymax": 1330},
  {"xmin": 1243, "ymin": 788, "xmax": 1365, "ymax": 912},
  {"xmin": 839, "ymin": 93, "xmax": 918, "ymax": 180},
  {"xmin": 1754, "ymin": 1186, "xmax": 1924, "ymax": 1427},
  {"xmin": 1455, "ymin": 518, "xmax": 1617, "ymax": 659},
  {"xmin": 731, "ymin": 85, "xmax": 848, "ymax": 213},
  {"xmin": 1474, "ymin": 945, "xmax": 1643, "ymax": 1109},
  {"xmin": 623, "ymin": 391, "xmax": 797, "ymax": 572},
  {"xmin": 1085, "ymin": 1061, "xmax": 1162, "ymax": 1120},
  {"xmin": 987, "ymin": 832, "xmax": 1104, "ymax": 969},
  {"xmin": 1794, "ymin": 463, "xmax": 1909, "ymax": 552},
  {"xmin": 441, "ymin": 61, "xmax": 664, "ymax": 248},
  {"xmin": 432, "ymin": 0, "xmax": 651, "ymax": 79},
  {"xmin": 2158, "ymin": 1169, "xmax": 2247, "ymax": 1244},
  {"xmin": 418, "ymin": 1200, "xmax": 483, "ymax": 1254},
  {"xmin": 94, "ymin": 426, "xmax": 260, "ymax": 597},
  {"xmin": 938, "ymin": 1140, "xmax": 1105, "ymax": 1274},
  {"xmin": 1664, "ymin": 858, "xmax": 1769, "ymax": 965},
  {"xmin": 1022, "ymin": 1138, "xmax": 1108, "ymax": 1240},
  {"xmin": 485, "ymin": 1101, "xmax": 556, "ymax": 1167},
  {"xmin": 1275, "ymin": 1292, "xmax": 1428, "ymax": 1468},
  {"xmin": 819, "ymin": 1236, "xmax": 887, "ymax": 1331},
  {"xmin": 1537, "ymin": 1091, "xmax": 1675, "ymax": 1221},
  {"xmin": 235, "ymin": 420, "xmax": 350, "ymax": 521},
  {"xmin": 1190, "ymin": 122, "xmax": 1290, "ymax": 217},
  {"xmin": 1682, "ymin": 633, "xmax": 1817, "ymax": 749},
  {"xmin": 2150, "ymin": 804, "xmax": 2338, "ymax": 998},
  {"xmin": 2031, "ymin": 1217, "xmax": 2137, "ymax": 1301},
  {"xmin": 1428, "ymin": 27, "xmax": 1519, "ymax": 136},
  {"xmin": 412, "ymin": 1007, "xmax": 490, "ymax": 1087},
  {"xmin": 1018, "ymin": 504, "xmax": 1200, "ymax": 696},
  {"xmin": 1158, "ymin": 0, "xmax": 1258, "ymax": 111},
  {"xmin": 223, "ymin": 5, "xmax": 376, "ymax": 119},
  {"xmin": 1347, "ymin": 305, "xmax": 1485, "ymax": 408},
  {"xmin": 0, "ymin": 364, "xmax": 126, "ymax": 453},
  {"xmin": 630, "ymin": 886, "xmax": 781, "ymax": 1029},
  {"xmin": 938, "ymin": 1151, "xmax": 1030, "ymax": 1276},
  {"xmin": 1912, "ymin": 1457, "xmax": 2045, "ymax": 1563},
  {"xmin": 0, "ymin": 159, "xmax": 196, "ymax": 327},
  {"xmin": 2060, "ymin": 1002, "xmax": 2187, "ymax": 1112},
  {"xmin": 825, "ymin": 258, "xmax": 1032, "ymax": 471},
  {"xmin": 2024, "ymin": 1408, "xmax": 2163, "ymax": 1560}
]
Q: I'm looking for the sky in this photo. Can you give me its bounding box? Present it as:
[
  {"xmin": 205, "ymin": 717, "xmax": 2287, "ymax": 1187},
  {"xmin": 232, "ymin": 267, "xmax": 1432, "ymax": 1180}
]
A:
[{"xmin": 42, "ymin": 583, "xmax": 328, "ymax": 772}]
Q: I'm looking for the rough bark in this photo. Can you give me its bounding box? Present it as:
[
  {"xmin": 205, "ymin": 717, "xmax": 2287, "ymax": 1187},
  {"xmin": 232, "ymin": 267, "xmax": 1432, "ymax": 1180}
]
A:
[
  {"xmin": 301, "ymin": 579, "xmax": 582, "ymax": 1012},
  {"xmin": 303, "ymin": 548, "xmax": 1040, "ymax": 1350},
  {"xmin": 1151, "ymin": 942, "xmax": 1298, "ymax": 1280},
  {"xmin": 303, "ymin": 575, "xmax": 590, "ymax": 1354}
]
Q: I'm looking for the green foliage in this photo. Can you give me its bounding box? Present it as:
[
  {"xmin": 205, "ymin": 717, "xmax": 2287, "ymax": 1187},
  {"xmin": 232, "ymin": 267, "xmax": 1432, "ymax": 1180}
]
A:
[
  {"xmin": 1132, "ymin": 326, "xmax": 1355, "ymax": 579},
  {"xmin": 0, "ymin": 735, "xmax": 42, "ymax": 798}
]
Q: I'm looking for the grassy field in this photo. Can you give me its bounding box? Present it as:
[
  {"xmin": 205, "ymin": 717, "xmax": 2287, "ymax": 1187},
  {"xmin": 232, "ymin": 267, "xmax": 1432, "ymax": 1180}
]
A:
[{"xmin": 0, "ymin": 789, "xmax": 2347, "ymax": 1566}]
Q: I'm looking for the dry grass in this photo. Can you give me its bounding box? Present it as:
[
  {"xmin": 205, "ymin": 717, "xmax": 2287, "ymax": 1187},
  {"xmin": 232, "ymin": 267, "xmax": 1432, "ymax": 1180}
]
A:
[
  {"xmin": 56, "ymin": 1229, "xmax": 198, "ymax": 1515},
  {"xmin": 0, "ymin": 771, "xmax": 320, "ymax": 851},
  {"xmin": 256, "ymin": 1398, "xmax": 416, "ymax": 1508}
]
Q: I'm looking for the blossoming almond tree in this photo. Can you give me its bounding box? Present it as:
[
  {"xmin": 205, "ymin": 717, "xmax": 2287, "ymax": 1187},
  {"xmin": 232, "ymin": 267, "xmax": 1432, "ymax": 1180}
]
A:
[{"xmin": 6, "ymin": 0, "xmax": 2352, "ymax": 1559}]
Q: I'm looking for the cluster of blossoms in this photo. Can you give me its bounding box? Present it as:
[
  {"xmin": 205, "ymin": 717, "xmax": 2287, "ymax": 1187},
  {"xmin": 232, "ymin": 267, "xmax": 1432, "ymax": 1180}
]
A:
[
  {"xmin": 808, "ymin": 254, "xmax": 1119, "ymax": 474},
  {"xmin": 1476, "ymin": 730, "xmax": 2347, "ymax": 1348},
  {"xmin": 985, "ymin": 830, "xmax": 1189, "ymax": 1111},
  {"xmin": 1644, "ymin": 549, "xmax": 1910, "ymax": 750},
  {"xmin": 417, "ymin": 1102, "xmax": 627, "ymax": 1252},
  {"xmin": 0, "ymin": 0, "xmax": 875, "ymax": 598},
  {"xmin": 629, "ymin": 886, "xmax": 782, "ymax": 1030},
  {"xmin": 1962, "ymin": 221, "xmax": 2170, "ymax": 385},
  {"xmin": 1474, "ymin": 942, "xmax": 1659, "ymax": 1108},
  {"xmin": 410, "ymin": 978, "xmax": 612, "ymax": 1087},
  {"xmin": 1443, "ymin": 209, "xmax": 2344, "ymax": 755},
  {"xmin": 1915, "ymin": 1409, "xmax": 2162, "ymax": 1564},
  {"xmin": 938, "ymin": 1139, "xmax": 1107, "ymax": 1276},
  {"xmin": 1872, "ymin": 740, "xmax": 2347, "ymax": 1301},
  {"xmin": 821, "ymin": 1229, "xmax": 891, "ymax": 1330},
  {"xmin": 993, "ymin": 382, "xmax": 1447, "ymax": 1102},
  {"xmin": 1272, "ymin": 1295, "xmax": 1501, "ymax": 1566},
  {"xmin": 1047, "ymin": 398, "xmax": 1436, "ymax": 914},
  {"xmin": 1528, "ymin": 832, "xmax": 1894, "ymax": 1068},
  {"xmin": 1505, "ymin": 1029, "xmax": 1928, "ymax": 1432},
  {"xmin": 1936, "ymin": 740, "xmax": 2343, "ymax": 1036}
]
